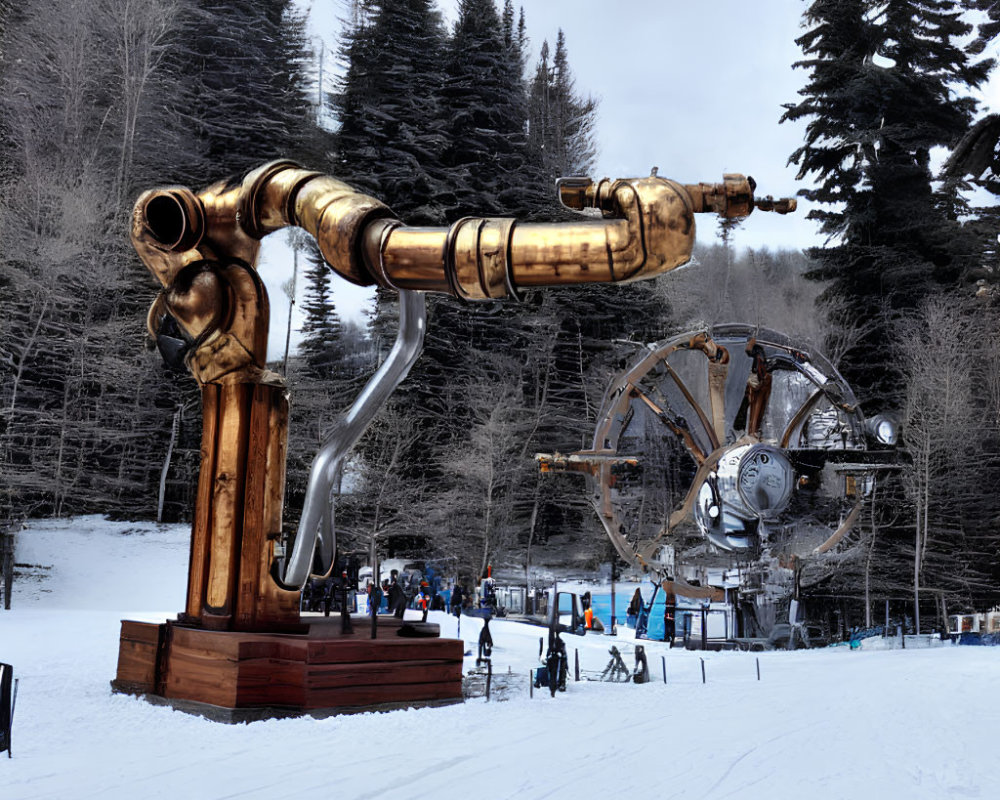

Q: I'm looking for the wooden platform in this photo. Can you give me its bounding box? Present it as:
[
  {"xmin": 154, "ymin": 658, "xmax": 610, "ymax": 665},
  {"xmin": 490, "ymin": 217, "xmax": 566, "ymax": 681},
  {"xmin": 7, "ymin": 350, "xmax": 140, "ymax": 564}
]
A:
[{"xmin": 111, "ymin": 615, "xmax": 464, "ymax": 720}]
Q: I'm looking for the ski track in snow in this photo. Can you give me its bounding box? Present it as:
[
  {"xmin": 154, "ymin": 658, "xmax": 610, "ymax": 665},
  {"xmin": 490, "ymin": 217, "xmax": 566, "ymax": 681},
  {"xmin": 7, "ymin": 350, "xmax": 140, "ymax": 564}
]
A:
[{"xmin": 2, "ymin": 516, "xmax": 999, "ymax": 800}]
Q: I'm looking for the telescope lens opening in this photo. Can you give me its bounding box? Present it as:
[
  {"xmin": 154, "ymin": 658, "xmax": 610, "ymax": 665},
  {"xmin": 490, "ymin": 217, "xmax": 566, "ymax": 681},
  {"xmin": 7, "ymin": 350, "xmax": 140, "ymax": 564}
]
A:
[{"xmin": 145, "ymin": 194, "xmax": 187, "ymax": 249}]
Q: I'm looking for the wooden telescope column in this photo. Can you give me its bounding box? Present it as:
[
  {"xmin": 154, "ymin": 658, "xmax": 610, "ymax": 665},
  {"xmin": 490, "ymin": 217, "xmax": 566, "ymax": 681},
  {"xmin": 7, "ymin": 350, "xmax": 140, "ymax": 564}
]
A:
[
  {"xmin": 111, "ymin": 162, "xmax": 471, "ymax": 717},
  {"xmin": 186, "ymin": 381, "xmax": 298, "ymax": 632},
  {"xmin": 113, "ymin": 329, "xmax": 464, "ymax": 719}
]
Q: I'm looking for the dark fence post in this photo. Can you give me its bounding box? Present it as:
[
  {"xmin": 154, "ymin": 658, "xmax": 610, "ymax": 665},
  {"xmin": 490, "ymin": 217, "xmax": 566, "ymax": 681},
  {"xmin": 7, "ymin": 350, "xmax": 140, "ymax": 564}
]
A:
[
  {"xmin": 1, "ymin": 527, "xmax": 14, "ymax": 611},
  {"xmin": 370, "ymin": 540, "xmax": 379, "ymax": 640},
  {"xmin": 1, "ymin": 663, "xmax": 14, "ymax": 758},
  {"xmin": 610, "ymin": 556, "xmax": 617, "ymax": 635}
]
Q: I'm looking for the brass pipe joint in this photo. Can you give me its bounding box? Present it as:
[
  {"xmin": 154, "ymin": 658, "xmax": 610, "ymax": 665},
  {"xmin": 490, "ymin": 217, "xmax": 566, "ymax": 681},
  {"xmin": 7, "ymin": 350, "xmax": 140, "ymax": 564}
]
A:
[
  {"xmin": 239, "ymin": 160, "xmax": 395, "ymax": 285},
  {"xmin": 131, "ymin": 162, "xmax": 395, "ymax": 384},
  {"xmin": 132, "ymin": 161, "xmax": 795, "ymax": 380}
]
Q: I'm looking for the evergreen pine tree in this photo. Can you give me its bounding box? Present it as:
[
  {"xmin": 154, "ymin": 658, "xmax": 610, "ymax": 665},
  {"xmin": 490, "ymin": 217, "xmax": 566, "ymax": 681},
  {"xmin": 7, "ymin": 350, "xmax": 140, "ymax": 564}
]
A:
[
  {"xmin": 968, "ymin": 0, "xmax": 1000, "ymax": 52},
  {"xmin": 441, "ymin": 0, "xmax": 531, "ymax": 218},
  {"xmin": 944, "ymin": 4, "xmax": 1000, "ymax": 287},
  {"xmin": 176, "ymin": 0, "xmax": 320, "ymax": 180},
  {"xmin": 325, "ymin": 0, "xmax": 623, "ymax": 573},
  {"xmin": 527, "ymin": 29, "xmax": 598, "ymax": 213},
  {"xmin": 781, "ymin": 0, "xmax": 990, "ymax": 408},
  {"xmin": 528, "ymin": 38, "xmax": 554, "ymax": 172},
  {"xmin": 298, "ymin": 255, "xmax": 345, "ymax": 380},
  {"xmin": 549, "ymin": 30, "xmax": 598, "ymax": 179},
  {"xmin": 330, "ymin": 0, "xmax": 451, "ymax": 223}
]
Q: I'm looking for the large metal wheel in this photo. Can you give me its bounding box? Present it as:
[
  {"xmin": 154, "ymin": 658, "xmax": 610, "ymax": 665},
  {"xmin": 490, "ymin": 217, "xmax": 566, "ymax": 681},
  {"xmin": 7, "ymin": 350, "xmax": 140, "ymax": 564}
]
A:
[{"xmin": 544, "ymin": 325, "xmax": 894, "ymax": 589}]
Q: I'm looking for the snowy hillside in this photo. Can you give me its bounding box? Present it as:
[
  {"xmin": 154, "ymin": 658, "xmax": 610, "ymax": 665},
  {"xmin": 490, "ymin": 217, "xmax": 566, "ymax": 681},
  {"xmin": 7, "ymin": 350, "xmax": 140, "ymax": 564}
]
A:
[{"xmin": 1, "ymin": 516, "xmax": 998, "ymax": 800}]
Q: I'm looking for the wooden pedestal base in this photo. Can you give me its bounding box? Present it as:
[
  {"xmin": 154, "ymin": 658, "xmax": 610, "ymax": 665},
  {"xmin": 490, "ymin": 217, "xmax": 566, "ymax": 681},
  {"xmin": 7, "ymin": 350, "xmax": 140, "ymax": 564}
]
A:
[{"xmin": 111, "ymin": 616, "xmax": 465, "ymax": 721}]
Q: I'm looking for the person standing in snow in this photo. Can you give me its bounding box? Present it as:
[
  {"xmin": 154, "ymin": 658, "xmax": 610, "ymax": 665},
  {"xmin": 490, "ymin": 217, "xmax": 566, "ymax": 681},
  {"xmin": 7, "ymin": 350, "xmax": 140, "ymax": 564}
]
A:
[
  {"xmin": 627, "ymin": 588, "xmax": 643, "ymax": 628},
  {"xmin": 388, "ymin": 570, "xmax": 406, "ymax": 619},
  {"xmin": 366, "ymin": 581, "xmax": 381, "ymax": 616},
  {"xmin": 481, "ymin": 576, "xmax": 496, "ymax": 611},
  {"xmin": 450, "ymin": 583, "xmax": 464, "ymax": 617},
  {"xmin": 415, "ymin": 583, "xmax": 429, "ymax": 622},
  {"xmin": 664, "ymin": 590, "xmax": 677, "ymax": 647},
  {"xmin": 546, "ymin": 633, "xmax": 568, "ymax": 695}
]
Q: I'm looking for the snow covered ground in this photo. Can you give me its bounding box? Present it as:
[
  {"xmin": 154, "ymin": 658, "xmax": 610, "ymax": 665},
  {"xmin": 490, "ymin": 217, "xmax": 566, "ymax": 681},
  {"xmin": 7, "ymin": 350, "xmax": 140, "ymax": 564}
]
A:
[{"xmin": 2, "ymin": 516, "xmax": 999, "ymax": 800}]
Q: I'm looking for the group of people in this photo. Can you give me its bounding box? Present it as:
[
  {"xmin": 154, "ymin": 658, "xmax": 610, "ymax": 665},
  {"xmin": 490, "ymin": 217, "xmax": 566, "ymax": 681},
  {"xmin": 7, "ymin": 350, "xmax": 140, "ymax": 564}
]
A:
[
  {"xmin": 358, "ymin": 566, "xmax": 502, "ymax": 622},
  {"xmin": 364, "ymin": 569, "xmax": 460, "ymax": 621},
  {"xmin": 447, "ymin": 575, "xmax": 495, "ymax": 617}
]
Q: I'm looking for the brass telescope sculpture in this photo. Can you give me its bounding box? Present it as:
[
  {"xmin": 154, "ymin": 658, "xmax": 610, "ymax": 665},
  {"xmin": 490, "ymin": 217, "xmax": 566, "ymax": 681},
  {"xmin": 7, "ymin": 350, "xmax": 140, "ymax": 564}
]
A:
[{"xmin": 114, "ymin": 161, "xmax": 794, "ymax": 717}]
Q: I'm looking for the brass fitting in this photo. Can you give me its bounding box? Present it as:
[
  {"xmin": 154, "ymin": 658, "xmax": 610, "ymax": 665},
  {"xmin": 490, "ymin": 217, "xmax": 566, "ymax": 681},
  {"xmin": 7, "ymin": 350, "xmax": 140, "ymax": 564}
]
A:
[
  {"xmin": 131, "ymin": 162, "xmax": 394, "ymax": 383},
  {"xmin": 369, "ymin": 173, "xmax": 774, "ymax": 300},
  {"xmin": 132, "ymin": 161, "xmax": 795, "ymax": 381}
]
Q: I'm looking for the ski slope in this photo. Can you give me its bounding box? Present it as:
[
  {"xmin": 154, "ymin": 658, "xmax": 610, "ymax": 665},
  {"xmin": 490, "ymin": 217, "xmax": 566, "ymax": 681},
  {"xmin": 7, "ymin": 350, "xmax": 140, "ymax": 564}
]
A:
[{"xmin": 2, "ymin": 516, "xmax": 997, "ymax": 799}]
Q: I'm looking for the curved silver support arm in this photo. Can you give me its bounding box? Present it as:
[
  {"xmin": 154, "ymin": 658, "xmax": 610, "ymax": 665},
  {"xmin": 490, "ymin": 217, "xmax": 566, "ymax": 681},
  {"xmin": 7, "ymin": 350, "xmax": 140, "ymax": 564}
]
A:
[{"xmin": 281, "ymin": 290, "xmax": 427, "ymax": 588}]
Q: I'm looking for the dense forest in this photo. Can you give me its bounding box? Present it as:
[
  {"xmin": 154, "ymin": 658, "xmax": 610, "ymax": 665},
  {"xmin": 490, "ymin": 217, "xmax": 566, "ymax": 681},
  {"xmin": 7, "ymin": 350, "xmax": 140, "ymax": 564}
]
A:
[{"xmin": 2, "ymin": 0, "xmax": 1000, "ymax": 625}]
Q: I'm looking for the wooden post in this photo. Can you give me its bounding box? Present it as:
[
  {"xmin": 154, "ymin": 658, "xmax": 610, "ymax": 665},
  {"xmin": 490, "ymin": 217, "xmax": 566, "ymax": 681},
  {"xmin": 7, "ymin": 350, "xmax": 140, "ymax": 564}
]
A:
[
  {"xmin": 202, "ymin": 383, "xmax": 251, "ymax": 626},
  {"xmin": 184, "ymin": 382, "xmax": 298, "ymax": 632},
  {"xmin": 183, "ymin": 384, "xmax": 219, "ymax": 623}
]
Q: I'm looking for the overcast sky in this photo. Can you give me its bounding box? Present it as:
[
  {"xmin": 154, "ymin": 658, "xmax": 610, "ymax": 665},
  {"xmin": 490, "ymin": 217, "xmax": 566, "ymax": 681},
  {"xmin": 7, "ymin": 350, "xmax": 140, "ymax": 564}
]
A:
[
  {"xmin": 261, "ymin": 0, "xmax": 999, "ymax": 353},
  {"xmin": 307, "ymin": 1, "xmax": 825, "ymax": 247}
]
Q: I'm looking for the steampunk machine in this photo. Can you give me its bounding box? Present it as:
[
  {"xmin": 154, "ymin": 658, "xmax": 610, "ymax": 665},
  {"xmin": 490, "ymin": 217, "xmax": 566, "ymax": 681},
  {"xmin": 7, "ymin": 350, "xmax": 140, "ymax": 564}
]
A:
[
  {"xmin": 112, "ymin": 161, "xmax": 794, "ymax": 717},
  {"xmin": 539, "ymin": 325, "xmax": 900, "ymax": 641}
]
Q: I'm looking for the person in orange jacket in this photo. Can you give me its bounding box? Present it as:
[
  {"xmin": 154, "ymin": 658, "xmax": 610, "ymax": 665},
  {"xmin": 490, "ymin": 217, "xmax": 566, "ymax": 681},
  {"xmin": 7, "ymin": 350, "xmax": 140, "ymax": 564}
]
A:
[{"xmin": 416, "ymin": 581, "xmax": 430, "ymax": 622}]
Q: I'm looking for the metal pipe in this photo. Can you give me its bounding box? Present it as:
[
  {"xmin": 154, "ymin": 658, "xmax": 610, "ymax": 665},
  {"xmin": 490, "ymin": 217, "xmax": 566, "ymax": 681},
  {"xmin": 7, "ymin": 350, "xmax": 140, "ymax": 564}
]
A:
[{"xmin": 281, "ymin": 290, "xmax": 427, "ymax": 587}]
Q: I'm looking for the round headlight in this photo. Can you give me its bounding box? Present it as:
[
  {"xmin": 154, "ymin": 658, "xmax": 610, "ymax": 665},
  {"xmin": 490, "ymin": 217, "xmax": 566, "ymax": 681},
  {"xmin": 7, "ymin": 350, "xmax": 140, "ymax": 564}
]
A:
[
  {"xmin": 737, "ymin": 445, "xmax": 794, "ymax": 518},
  {"xmin": 867, "ymin": 414, "xmax": 898, "ymax": 446}
]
